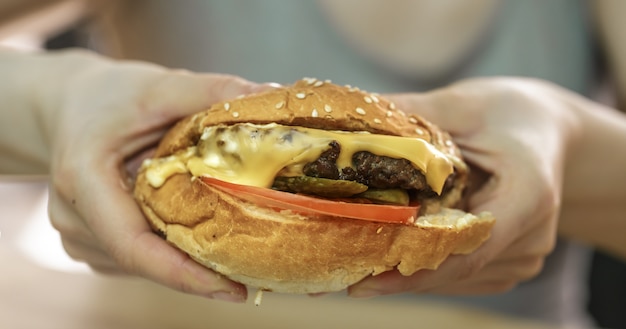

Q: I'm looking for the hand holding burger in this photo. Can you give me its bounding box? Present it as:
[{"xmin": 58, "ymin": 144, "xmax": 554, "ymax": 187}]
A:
[
  {"xmin": 27, "ymin": 50, "xmax": 262, "ymax": 302},
  {"xmin": 349, "ymin": 77, "xmax": 577, "ymax": 297},
  {"xmin": 133, "ymin": 78, "xmax": 495, "ymax": 294}
]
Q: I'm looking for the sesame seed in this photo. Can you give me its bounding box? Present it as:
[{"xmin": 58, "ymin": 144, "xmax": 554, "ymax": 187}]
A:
[
  {"xmin": 232, "ymin": 112, "xmax": 240, "ymax": 118},
  {"xmin": 376, "ymin": 227, "xmax": 383, "ymax": 234},
  {"xmin": 364, "ymin": 96, "xmax": 373, "ymax": 104},
  {"xmin": 445, "ymin": 140, "xmax": 454, "ymax": 146},
  {"xmin": 224, "ymin": 102, "xmax": 230, "ymax": 111},
  {"xmin": 415, "ymin": 128, "xmax": 424, "ymax": 135},
  {"xmin": 324, "ymin": 104, "xmax": 332, "ymax": 113},
  {"xmin": 374, "ymin": 118, "xmax": 382, "ymax": 124},
  {"xmin": 275, "ymin": 101, "xmax": 284, "ymax": 109},
  {"xmin": 389, "ymin": 102, "xmax": 396, "ymax": 110},
  {"xmin": 324, "ymin": 79, "xmax": 332, "ymax": 83},
  {"xmin": 370, "ymin": 94, "xmax": 380, "ymax": 103},
  {"xmin": 311, "ymin": 108, "xmax": 319, "ymax": 117},
  {"xmin": 236, "ymin": 94, "xmax": 246, "ymax": 99},
  {"xmin": 409, "ymin": 117, "xmax": 418, "ymax": 124},
  {"xmin": 295, "ymin": 92, "xmax": 306, "ymax": 99},
  {"xmin": 303, "ymin": 77, "xmax": 316, "ymax": 85},
  {"xmin": 313, "ymin": 80, "xmax": 324, "ymax": 87},
  {"xmin": 355, "ymin": 107, "xmax": 366, "ymax": 115},
  {"xmin": 386, "ymin": 111, "xmax": 393, "ymax": 118}
]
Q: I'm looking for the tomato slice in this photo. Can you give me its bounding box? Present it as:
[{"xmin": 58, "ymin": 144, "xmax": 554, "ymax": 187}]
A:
[{"xmin": 199, "ymin": 177, "xmax": 419, "ymax": 225}]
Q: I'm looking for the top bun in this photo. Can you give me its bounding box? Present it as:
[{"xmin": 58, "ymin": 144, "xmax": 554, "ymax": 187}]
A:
[{"xmin": 155, "ymin": 78, "xmax": 462, "ymax": 163}]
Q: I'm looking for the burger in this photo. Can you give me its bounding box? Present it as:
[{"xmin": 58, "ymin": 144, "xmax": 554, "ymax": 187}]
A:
[{"xmin": 133, "ymin": 78, "xmax": 495, "ymax": 295}]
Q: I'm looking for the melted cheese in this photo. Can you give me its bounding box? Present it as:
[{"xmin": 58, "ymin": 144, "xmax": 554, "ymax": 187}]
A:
[{"xmin": 144, "ymin": 123, "xmax": 455, "ymax": 194}]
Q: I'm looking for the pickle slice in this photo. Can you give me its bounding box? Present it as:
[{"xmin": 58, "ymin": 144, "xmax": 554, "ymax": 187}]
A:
[
  {"xmin": 272, "ymin": 176, "xmax": 368, "ymax": 198},
  {"xmin": 355, "ymin": 188, "xmax": 410, "ymax": 206}
]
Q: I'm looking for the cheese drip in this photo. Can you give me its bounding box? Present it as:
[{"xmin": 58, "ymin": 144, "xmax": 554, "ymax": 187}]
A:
[{"xmin": 144, "ymin": 123, "xmax": 455, "ymax": 194}]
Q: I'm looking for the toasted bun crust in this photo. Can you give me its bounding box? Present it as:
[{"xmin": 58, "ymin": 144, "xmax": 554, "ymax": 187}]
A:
[{"xmin": 134, "ymin": 78, "xmax": 495, "ymax": 294}]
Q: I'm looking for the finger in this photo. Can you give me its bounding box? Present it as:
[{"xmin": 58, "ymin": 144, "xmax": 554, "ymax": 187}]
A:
[
  {"xmin": 59, "ymin": 236, "xmax": 122, "ymax": 272},
  {"xmin": 117, "ymin": 73, "xmax": 262, "ymax": 171},
  {"xmin": 72, "ymin": 156, "xmax": 247, "ymax": 303},
  {"xmin": 49, "ymin": 188, "xmax": 127, "ymax": 271},
  {"xmin": 422, "ymin": 256, "xmax": 545, "ymax": 295},
  {"xmin": 348, "ymin": 251, "xmax": 488, "ymax": 298},
  {"xmin": 496, "ymin": 212, "xmax": 557, "ymax": 261},
  {"xmin": 349, "ymin": 253, "xmax": 544, "ymax": 298},
  {"xmin": 125, "ymin": 230, "xmax": 248, "ymax": 302},
  {"xmin": 465, "ymin": 151, "xmax": 560, "ymax": 256},
  {"xmin": 137, "ymin": 72, "xmax": 260, "ymax": 130},
  {"xmin": 48, "ymin": 188, "xmax": 96, "ymax": 245}
]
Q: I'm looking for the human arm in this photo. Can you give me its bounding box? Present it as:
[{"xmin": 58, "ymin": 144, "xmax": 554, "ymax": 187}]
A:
[
  {"xmin": 558, "ymin": 0, "xmax": 626, "ymax": 259},
  {"xmin": 558, "ymin": 93, "xmax": 626, "ymax": 260},
  {"xmin": 0, "ymin": 47, "xmax": 260, "ymax": 301}
]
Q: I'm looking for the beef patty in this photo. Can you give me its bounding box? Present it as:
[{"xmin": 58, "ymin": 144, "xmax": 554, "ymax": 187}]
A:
[{"xmin": 302, "ymin": 141, "xmax": 437, "ymax": 195}]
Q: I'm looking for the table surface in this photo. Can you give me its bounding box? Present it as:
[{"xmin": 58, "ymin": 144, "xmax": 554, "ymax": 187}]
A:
[{"xmin": 0, "ymin": 178, "xmax": 577, "ymax": 329}]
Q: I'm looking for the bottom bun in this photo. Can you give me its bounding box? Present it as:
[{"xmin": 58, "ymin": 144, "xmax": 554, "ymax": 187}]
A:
[{"xmin": 135, "ymin": 173, "xmax": 495, "ymax": 294}]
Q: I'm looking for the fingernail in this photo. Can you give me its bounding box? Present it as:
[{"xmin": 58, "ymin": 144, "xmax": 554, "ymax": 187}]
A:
[{"xmin": 210, "ymin": 291, "xmax": 247, "ymax": 303}]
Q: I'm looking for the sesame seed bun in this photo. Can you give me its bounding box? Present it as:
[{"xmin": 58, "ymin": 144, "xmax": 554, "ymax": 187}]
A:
[{"xmin": 133, "ymin": 78, "xmax": 495, "ymax": 294}]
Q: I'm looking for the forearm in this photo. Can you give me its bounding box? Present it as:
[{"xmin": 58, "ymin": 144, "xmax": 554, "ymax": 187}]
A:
[
  {"xmin": 0, "ymin": 47, "xmax": 113, "ymax": 174},
  {"xmin": 559, "ymin": 91, "xmax": 626, "ymax": 259}
]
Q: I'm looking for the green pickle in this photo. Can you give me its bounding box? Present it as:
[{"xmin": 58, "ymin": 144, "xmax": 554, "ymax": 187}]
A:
[
  {"xmin": 272, "ymin": 176, "xmax": 410, "ymax": 205},
  {"xmin": 355, "ymin": 188, "xmax": 410, "ymax": 206},
  {"xmin": 272, "ymin": 176, "xmax": 367, "ymax": 198}
]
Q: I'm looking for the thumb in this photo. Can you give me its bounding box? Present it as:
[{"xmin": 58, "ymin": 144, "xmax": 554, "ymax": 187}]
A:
[
  {"xmin": 385, "ymin": 85, "xmax": 485, "ymax": 136},
  {"xmin": 115, "ymin": 72, "xmax": 261, "ymax": 157},
  {"xmin": 140, "ymin": 72, "xmax": 261, "ymax": 124}
]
